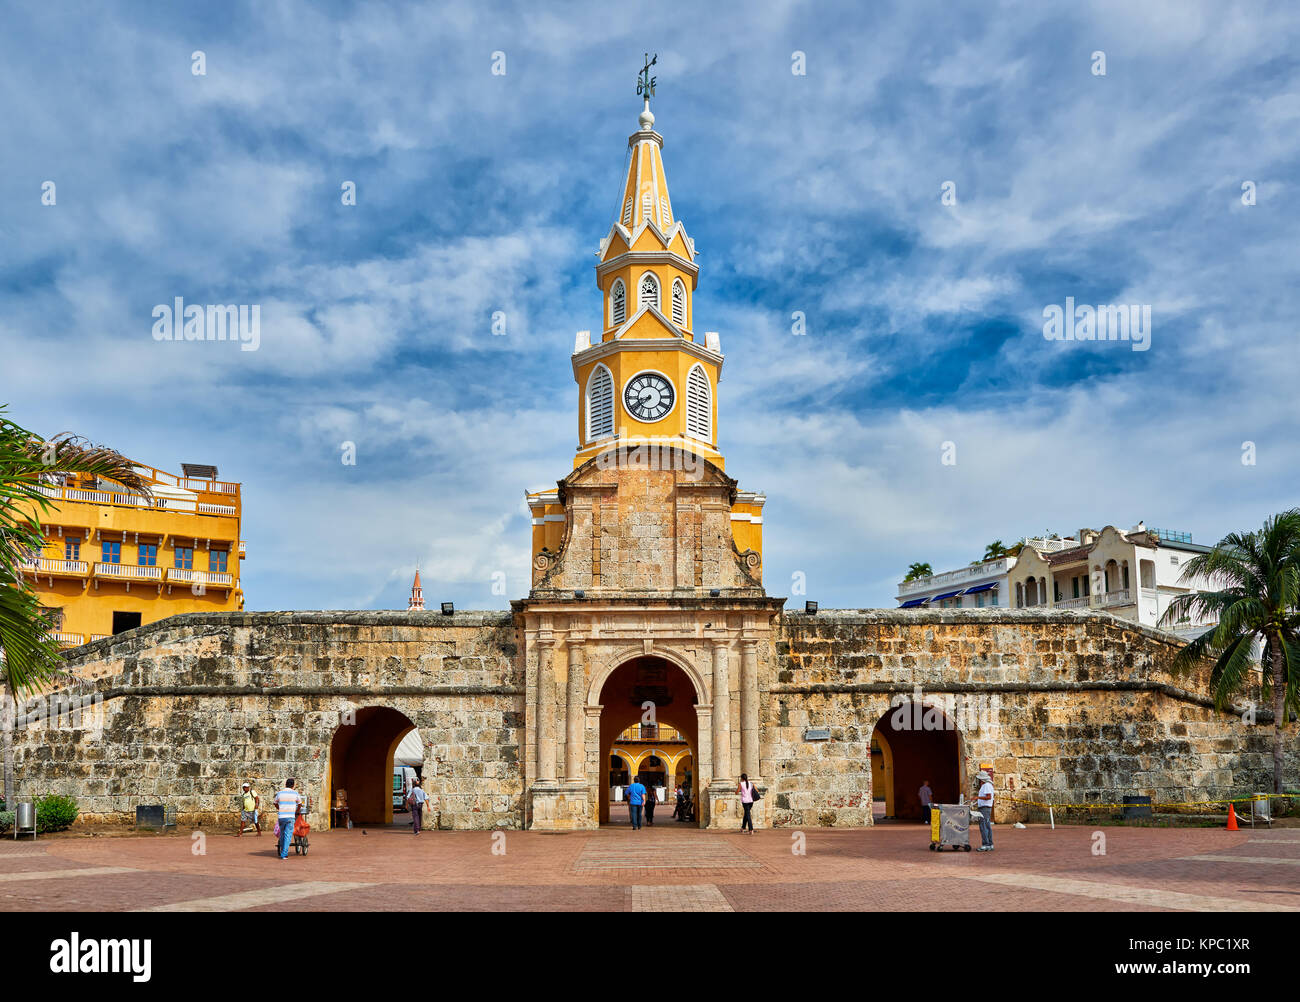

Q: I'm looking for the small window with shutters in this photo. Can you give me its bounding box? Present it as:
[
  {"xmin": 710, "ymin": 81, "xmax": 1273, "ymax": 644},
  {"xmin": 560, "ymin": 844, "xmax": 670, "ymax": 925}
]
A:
[
  {"xmin": 641, "ymin": 192, "xmax": 652, "ymax": 221},
  {"xmin": 623, "ymin": 197, "xmax": 633, "ymax": 225},
  {"xmin": 610, "ymin": 280, "xmax": 626, "ymax": 326},
  {"xmin": 686, "ymin": 365, "xmax": 711, "ymax": 440},
  {"xmin": 671, "ymin": 280, "xmax": 686, "ymax": 326},
  {"xmin": 660, "ymin": 197, "xmax": 671, "ymax": 225},
  {"xmin": 587, "ymin": 366, "xmax": 614, "ymax": 440},
  {"xmin": 639, "ymin": 273, "xmax": 659, "ymax": 312}
]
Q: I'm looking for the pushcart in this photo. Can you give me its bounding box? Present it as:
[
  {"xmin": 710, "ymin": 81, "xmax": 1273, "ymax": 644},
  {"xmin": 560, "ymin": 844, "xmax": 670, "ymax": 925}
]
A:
[
  {"xmin": 928, "ymin": 803, "xmax": 973, "ymax": 852},
  {"xmin": 292, "ymin": 807, "xmax": 310, "ymax": 855}
]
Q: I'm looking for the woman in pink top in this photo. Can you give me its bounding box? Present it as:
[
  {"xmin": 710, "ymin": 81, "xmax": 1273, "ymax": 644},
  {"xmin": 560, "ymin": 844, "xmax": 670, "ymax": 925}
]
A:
[{"xmin": 736, "ymin": 773, "xmax": 757, "ymax": 834}]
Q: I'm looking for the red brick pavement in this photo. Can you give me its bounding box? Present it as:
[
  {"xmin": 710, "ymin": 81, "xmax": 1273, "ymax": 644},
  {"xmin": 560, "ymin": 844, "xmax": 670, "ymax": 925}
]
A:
[{"xmin": 1, "ymin": 823, "xmax": 1295, "ymax": 911}]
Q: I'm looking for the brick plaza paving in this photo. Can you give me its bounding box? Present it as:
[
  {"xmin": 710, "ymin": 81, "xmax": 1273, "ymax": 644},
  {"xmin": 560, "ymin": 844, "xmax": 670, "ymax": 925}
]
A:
[{"xmin": 2, "ymin": 823, "xmax": 1298, "ymax": 912}]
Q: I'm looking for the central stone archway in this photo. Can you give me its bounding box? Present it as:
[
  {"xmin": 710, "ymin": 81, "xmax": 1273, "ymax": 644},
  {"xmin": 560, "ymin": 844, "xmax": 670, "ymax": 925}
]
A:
[
  {"xmin": 596, "ymin": 654, "xmax": 701, "ymax": 825},
  {"xmin": 518, "ymin": 599, "xmax": 783, "ymax": 831}
]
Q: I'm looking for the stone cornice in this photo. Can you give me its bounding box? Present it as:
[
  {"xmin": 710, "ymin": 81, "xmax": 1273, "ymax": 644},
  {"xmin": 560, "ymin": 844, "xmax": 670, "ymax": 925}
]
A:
[
  {"xmin": 597, "ymin": 251, "xmax": 698, "ymax": 289},
  {"xmin": 571, "ymin": 335, "xmax": 723, "ymax": 375},
  {"xmin": 16, "ymin": 684, "xmax": 523, "ymax": 726},
  {"xmin": 768, "ymin": 679, "xmax": 1255, "ymax": 717},
  {"xmin": 780, "ymin": 608, "xmax": 1191, "ymax": 649}
]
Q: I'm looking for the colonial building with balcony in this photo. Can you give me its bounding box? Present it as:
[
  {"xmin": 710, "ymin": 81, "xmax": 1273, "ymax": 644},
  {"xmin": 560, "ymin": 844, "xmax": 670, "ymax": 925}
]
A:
[
  {"xmin": 19, "ymin": 460, "xmax": 245, "ymax": 647},
  {"xmin": 895, "ymin": 536, "xmax": 1074, "ymax": 611},
  {"xmin": 897, "ymin": 524, "xmax": 1216, "ymax": 638},
  {"xmin": 607, "ymin": 721, "xmax": 695, "ymax": 812}
]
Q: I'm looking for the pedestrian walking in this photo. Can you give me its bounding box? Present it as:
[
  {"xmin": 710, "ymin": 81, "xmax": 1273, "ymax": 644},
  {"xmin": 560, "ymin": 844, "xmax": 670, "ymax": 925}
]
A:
[
  {"xmin": 625, "ymin": 774, "xmax": 646, "ymax": 830},
  {"xmin": 272, "ymin": 778, "xmax": 303, "ymax": 860},
  {"xmin": 644, "ymin": 782, "xmax": 657, "ymax": 826},
  {"xmin": 406, "ymin": 779, "xmax": 428, "ymax": 835},
  {"xmin": 672, "ymin": 784, "xmax": 684, "ymax": 820},
  {"xmin": 918, "ymin": 779, "xmax": 933, "ymax": 822},
  {"xmin": 737, "ymin": 773, "xmax": 758, "ymax": 834},
  {"xmin": 237, "ymin": 781, "xmax": 261, "ymax": 836},
  {"xmin": 974, "ymin": 770, "xmax": 995, "ymax": 851}
]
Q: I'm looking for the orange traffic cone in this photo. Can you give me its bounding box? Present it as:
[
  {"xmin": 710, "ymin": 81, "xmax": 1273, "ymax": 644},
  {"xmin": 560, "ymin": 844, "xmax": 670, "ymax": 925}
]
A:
[{"xmin": 1226, "ymin": 804, "xmax": 1239, "ymax": 831}]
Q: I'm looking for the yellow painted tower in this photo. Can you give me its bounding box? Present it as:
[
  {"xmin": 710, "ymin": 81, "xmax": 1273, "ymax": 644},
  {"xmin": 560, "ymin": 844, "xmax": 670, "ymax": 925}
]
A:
[
  {"xmin": 20, "ymin": 460, "xmax": 245, "ymax": 645},
  {"xmin": 528, "ymin": 93, "xmax": 765, "ymax": 566}
]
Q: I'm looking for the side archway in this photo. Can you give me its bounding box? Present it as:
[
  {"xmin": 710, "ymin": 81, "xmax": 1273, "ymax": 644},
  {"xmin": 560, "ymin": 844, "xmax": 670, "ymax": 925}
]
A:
[
  {"xmin": 327, "ymin": 706, "xmax": 417, "ymax": 827},
  {"xmin": 869, "ymin": 701, "xmax": 963, "ymax": 821}
]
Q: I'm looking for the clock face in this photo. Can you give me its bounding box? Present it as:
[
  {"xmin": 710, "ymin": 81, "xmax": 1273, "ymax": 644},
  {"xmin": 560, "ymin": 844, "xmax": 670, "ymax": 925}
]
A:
[{"xmin": 623, "ymin": 372, "xmax": 675, "ymax": 422}]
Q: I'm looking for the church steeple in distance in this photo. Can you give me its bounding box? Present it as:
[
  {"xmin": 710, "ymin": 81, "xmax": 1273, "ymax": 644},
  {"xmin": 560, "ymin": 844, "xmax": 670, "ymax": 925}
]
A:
[
  {"xmin": 570, "ymin": 56, "xmax": 723, "ymax": 472},
  {"xmin": 407, "ymin": 565, "xmax": 424, "ymax": 612}
]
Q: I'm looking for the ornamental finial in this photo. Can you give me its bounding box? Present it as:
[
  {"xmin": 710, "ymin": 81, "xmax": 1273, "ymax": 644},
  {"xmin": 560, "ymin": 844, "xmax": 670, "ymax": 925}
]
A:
[{"xmin": 637, "ymin": 52, "xmax": 657, "ymax": 130}]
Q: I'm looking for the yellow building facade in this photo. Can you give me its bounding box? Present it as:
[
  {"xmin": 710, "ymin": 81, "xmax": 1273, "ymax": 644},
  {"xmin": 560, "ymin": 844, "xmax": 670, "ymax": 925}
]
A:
[
  {"xmin": 608, "ymin": 722, "xmax": 694, "ymax": 791},
  {"xmin": 20, "ymin": 461, "xmax": 245, "ymax": 646},
  {"xmin": 528, "ymin": 99, "xmax": 765, "ymax": 565}
]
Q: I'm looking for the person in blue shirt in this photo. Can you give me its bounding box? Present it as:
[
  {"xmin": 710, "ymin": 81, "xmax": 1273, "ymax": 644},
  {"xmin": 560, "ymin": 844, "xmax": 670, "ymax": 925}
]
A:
[
  {"xmin": 272, "ymin": 778, "xmax": 303, "ymax": 860},
  {"xmin": 625, "ymin": 774, "xmax": 647, "ymax": 830}
]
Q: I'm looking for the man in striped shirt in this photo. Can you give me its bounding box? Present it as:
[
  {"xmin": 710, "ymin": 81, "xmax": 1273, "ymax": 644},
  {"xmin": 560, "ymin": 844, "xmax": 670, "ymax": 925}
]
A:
[{"xmin": 273, "ymin": 778, "xmax": 303, "ymax": 860}]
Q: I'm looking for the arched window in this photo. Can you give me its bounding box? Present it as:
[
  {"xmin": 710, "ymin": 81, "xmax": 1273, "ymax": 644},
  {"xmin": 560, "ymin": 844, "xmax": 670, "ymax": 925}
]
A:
[
  {"xmin": 639, "ymin": 272, "xmax": 660, "ymax": 311},
  {"xmin": 610, "ymin": 280, "xmax": 626, "ymax": 327},
  {"xmin": 586, "ymin": 365, "xmax": 614, "ymax": 440},
  {"xmin": 686, "ymin": 365, "xmax": 711, "ymax": 440},
  {"xmin": 671, "ymin": 279, "xmax": 686, "ymax": 326}
]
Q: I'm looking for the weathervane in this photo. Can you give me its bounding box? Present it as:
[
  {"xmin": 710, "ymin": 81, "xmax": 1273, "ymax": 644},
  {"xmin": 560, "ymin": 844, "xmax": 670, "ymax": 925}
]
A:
[{"xmin": 637, "ymin": 53, "xmax": 657, "ymax": 101}]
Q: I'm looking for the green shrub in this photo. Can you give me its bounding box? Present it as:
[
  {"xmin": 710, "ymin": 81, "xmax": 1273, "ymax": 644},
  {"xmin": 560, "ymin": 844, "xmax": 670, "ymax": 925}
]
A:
[
  {"xmin": 0, "ymin": 811, "xmax": 13, "ymax": 834},
  {"xmin": 35, "ymin": 794, "xmax": 78, "ymax": 833}
]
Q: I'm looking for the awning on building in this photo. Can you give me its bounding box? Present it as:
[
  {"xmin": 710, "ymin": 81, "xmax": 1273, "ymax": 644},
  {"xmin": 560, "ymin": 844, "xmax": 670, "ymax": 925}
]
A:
[
  {"xmin": 394, "ymin": 730, "xmax": 423, "ymax": 767},
  {"xmin": 962, "ymin": 582, "xmax": 999, "ymax": 595},
  {"xmin": 933, "ymin": 590, "xmax": 963, "ymax": 601},
  {"xmin": 898, "ymin": 597, "xmax": 930, "ymax": 608}
]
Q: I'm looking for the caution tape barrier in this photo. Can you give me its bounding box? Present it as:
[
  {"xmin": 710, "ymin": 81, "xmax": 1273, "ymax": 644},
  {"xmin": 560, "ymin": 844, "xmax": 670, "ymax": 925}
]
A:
[{"xmin": 1003, "ymin": 793, "xmax": 1294, "ymax": 812}]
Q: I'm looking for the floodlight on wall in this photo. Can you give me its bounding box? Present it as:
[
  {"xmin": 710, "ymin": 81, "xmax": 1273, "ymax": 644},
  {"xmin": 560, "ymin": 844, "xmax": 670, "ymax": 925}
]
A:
[
  {"xmin": 574, "ymin": 590, "xmax": 585, "ymax": 599},
  {"xmin": 709, "ymin": 588, "xmax": 720, "ymax": 597},
  {"xmin": 805, "ymin": 601, "xmax": 818, "ymax": 614},
  {"xmin": 441, "ymin": 602, "xmax": 454, "ymax": 616}
]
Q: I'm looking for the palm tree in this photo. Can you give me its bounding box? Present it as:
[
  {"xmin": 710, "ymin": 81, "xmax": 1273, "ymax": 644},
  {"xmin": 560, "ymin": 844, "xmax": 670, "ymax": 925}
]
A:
[
  {"xmin": 1160, "ymin": 509, "xmax": 1300, "ymax": 795},
  {"xmin": 0, "ymin": 407, "xmax": 151, "ymax": 805},
  {"xmin": 904, "ymin": 561, "xmax": 933, "ymax": 582},
  {"xmin": 983, "ymin": 540, "xmax": 1009, "ymax": 562}
]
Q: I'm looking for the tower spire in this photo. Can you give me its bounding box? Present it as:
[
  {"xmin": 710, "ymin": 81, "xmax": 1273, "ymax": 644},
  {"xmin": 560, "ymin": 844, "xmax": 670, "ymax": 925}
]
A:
[{"xmin": 408, "ymin": 563, "xmax": 424, "ymax": 612}]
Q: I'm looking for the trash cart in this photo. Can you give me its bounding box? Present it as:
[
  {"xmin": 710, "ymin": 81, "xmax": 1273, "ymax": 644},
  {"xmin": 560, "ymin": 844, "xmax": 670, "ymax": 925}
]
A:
[
  {"xmin": 292, "ymin": 806, "xmax": 310, "ymax": 855},
  {"xmin": 929, "ymin": 803, "xmax": 973, "ymax": 852}
]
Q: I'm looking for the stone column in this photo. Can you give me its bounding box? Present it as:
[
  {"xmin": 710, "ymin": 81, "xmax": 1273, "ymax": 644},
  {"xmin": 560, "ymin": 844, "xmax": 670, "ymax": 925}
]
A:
[
  {"xmin": 740, "ymin": 639, "xmax": 759, "ymax": 780},
  {"xmin": 564, "ymin": 640, "xmax": 585, "ymax": 782},
  {"xmin": 536, "ymin": 641, "xmax": 556, "ymax": 783},
  {"xmin": 695, "ymin": 705, "xmax": 712, "ymax": 783},
  {"xmin": 711, "ymin": 641, "xmax": 731, "ymax": 782}
]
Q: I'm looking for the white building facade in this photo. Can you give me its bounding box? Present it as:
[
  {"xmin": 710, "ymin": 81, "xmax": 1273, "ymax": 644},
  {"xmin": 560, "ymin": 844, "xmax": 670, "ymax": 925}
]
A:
[{"xmin": 896, "ymin": 525, "xmax": 1218, "ymax": 639}]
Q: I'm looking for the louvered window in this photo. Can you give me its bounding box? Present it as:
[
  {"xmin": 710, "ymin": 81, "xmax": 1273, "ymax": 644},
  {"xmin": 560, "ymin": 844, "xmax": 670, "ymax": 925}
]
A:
[
  {"xmin": 623, "ymin": 197, "xmax": 633, "ymax": 225},
  {"xmin": 641, "ymin": 192, "xmax": 652, "ymax": 220},
  {"xmin": 587, "ymin": 366, "xmax": 614, "ymax": 440},
  {"xmin": 660, "ymin": 197, "xmax": 671, "ymax": 225},
  {"xmin": 671, "ymin": 280, "xmax": 686, "ymax": 326},
  {"xmin": 639, "ymin": 273, "xmax": 659, "ymax": 311},
  {"xmin": 610, "ymin": 280, "xmax": 626, "ymax": 326},
  {"xmin": 686, "ymin": 365, "xmax": 711, "ymax": 440}
]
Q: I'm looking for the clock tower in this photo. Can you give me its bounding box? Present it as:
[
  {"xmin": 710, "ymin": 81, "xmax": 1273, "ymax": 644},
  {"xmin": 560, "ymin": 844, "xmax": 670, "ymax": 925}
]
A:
[
  {"xmin": 518, "ymin": 77, "xmax": 782, "ymax": 833},
  {"xmin": 570, "ymin": 96, "xmax": 722, "ymax": 472},
  {"xmin": 527, "ymin": 88, "xmax": 766, "ymax": 589}
]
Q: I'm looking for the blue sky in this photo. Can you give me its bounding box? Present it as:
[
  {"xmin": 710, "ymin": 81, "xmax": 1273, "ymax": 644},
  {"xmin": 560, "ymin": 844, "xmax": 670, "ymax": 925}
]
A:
[{"xmin": 2, "ymin": 1, "xmax": 1297, "ymax": 611}]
